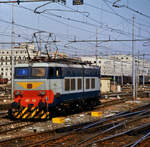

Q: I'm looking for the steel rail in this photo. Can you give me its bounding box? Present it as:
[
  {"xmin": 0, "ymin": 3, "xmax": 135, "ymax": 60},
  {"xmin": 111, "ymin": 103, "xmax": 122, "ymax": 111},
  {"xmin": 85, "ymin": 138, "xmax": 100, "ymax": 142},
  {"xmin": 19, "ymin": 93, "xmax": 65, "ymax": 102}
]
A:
[
  {"xmin": 19, "ymin": 108, "xmax": 150, "ymax": 147},
  {"xmin": 130, "ymin": 131, "xmax": 150, "ymax": 147},
  {"xmin": 77, "ymin": 111, "xmax": 150, "ymax": 146},
  {"xmin": 20, "ymin": 132, "xmax": 76, "ymax": 147},
  {"xmin": 28, "ymin": 111, "xmax": 150, "ymax": 147},
  {"xmin": 81, "ymin": 123, "xmax": 150, "ymax": 147},
  {"xmin": 122, "ymin": 136, "xmax": 150, "ymax": 147},
  {"xmin": 0, "ymin": 122, "xmax": 34, "ymax": 134},
  {"xmin": 80, "ymin": 109, "xmax": 148, "ymax": 131},
  {"xmin": 0, "ymin": 120, "xmax": 20, "ymax": 127},
  {"xmin": 0, "ymin": 99, "xmax": 150, "ymax": 146}
]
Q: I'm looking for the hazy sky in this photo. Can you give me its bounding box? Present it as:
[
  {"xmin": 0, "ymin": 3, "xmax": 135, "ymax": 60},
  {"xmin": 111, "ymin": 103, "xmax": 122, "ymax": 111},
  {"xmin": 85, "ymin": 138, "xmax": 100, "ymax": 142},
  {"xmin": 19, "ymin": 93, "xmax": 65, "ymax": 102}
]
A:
[{"xmin": 0, "ymin": 0, "xmax": 150, "ymax": 57}]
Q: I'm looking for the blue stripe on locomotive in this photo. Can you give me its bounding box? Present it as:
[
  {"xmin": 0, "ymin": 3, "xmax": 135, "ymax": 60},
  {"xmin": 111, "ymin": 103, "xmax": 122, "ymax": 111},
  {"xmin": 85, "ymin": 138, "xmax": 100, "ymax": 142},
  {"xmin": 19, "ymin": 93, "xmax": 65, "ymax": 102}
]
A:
[
  {"xmin": 48, "ymin": 67, "xmax": 100, "ymax": 78},
  {"xmin": 14, "ymin": 67, "xmax": 100, "ymax": 79},
  {"xmin": 48, "ymin": 90, "xmax": 100, "ymax": 107}
]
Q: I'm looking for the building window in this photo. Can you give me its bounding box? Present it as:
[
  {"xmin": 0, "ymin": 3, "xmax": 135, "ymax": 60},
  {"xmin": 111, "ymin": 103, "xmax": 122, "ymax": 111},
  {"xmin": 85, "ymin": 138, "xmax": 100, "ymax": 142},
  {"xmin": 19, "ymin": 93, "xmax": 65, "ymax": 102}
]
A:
[
  {"xmin": 77, "ymin": 78, "xmax": 82, "ymax": 90},
  {"xmin": 91, "ymin": 78, "xmax": 95, "ymax": 89},
  {"xmin": 86, "ymin": 79, "xmax": 90, "ymax": 89},
  {"xmin": 71, "ymin": 79, "xmax": 75, "ymax": 91},
  {"xmin": 65, "ymin": 79, "xmax": 70, "ymax": 91}
]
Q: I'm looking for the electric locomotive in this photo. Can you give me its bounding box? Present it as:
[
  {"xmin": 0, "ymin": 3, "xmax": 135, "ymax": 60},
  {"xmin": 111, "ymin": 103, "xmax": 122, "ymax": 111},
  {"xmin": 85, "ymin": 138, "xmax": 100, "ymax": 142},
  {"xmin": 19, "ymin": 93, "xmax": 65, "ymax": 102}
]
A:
[{"xmin": 9, "ymin": 58, "xmax": 101, "ymax": 119}]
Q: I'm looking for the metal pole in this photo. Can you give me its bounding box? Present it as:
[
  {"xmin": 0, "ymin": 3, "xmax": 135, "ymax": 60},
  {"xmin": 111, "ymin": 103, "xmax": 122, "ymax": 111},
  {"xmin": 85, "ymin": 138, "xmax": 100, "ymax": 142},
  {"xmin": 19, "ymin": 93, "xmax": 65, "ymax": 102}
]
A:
[
  {"xmin": 96, "ymin": 29, "xmax": 98, "ymax": 66},
  {"xmin": 11, "ymin": 4, "xmax": 14, "ymax": 99},
  {"xmin": 132, "ymin": 16, "xmax": 136, "ymax": 100},
  {"xmin": 143, "ymin": 54, "xmax": 145, "ymax": 87},
  {"xmin": 121, "ymin": 61, "xmax": 123, "ymax": 86},
  {"xmin": 113, "ymin": 58, "xmax": 116, "ymax": 86},
  {"xmin": 136, "ymin": 50, "xmax": 140, "ymax": 98}
]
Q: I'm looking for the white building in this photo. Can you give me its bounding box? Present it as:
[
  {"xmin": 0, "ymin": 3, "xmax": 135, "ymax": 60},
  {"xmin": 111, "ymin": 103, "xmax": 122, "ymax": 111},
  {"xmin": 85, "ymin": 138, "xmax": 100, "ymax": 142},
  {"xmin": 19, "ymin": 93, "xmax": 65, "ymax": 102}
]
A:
[
  {"xmin": 81, "ymin": 55, "xmax": 150, "ymax": 77},
  {"xmin": 0, "ymin": 43, "xmax": 36, "ymax": 81}
]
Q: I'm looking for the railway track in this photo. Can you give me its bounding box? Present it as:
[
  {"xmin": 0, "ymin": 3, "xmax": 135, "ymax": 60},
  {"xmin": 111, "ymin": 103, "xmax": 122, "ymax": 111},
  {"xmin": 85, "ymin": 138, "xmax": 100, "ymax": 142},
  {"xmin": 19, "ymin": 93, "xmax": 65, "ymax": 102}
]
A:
[
  {"xmin": 0, "ymin": 95, "xmax": 147, "ymax": 146},
  {"xmin": 97, "ymin": 96, "xmax": 132, "ymax": 108},
  {"xmin": 1, "ymin": 102, "xmax": 150, "ymax": 147},
  {"xmin": 0, "ymin": 111, "xmax": 8, "ymax": 118},
  {"xmin": 0, "ymin": 121, "xmax": 35, "ymax": 135}
]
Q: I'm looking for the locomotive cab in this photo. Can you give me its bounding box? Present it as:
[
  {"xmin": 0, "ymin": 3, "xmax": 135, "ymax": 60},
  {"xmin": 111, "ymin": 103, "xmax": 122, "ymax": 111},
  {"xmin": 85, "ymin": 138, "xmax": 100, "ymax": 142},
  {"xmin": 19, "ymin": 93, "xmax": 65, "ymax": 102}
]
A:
[{"xmin": 10, "ymin": 63, "xmax": 58, "ymax": 119}]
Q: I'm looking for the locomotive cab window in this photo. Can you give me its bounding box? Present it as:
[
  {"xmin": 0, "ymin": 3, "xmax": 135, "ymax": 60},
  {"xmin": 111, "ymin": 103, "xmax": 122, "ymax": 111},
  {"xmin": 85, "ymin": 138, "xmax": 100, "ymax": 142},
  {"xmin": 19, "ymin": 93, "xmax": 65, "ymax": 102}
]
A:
[
  {"xmin": 15, "ymin": 67, "xmax": 29, "ymax": 78},
  {"xmin": 55, "ymin": 67, "xmax": 61, "ymax": 77},
  {"xmin": 32, "ymin": 67, "xmax": 46, "ymax": 77},
  {"xmin": 56, "ymin": 69, "xmax": 59, "ymax": 77},
  {"xmin": 49, "ymin": 68, "xmax": 54, "ymax": 77},
  {"xmin": 49, "ymin": 67, "xmax": 61, "ymax": 78}
]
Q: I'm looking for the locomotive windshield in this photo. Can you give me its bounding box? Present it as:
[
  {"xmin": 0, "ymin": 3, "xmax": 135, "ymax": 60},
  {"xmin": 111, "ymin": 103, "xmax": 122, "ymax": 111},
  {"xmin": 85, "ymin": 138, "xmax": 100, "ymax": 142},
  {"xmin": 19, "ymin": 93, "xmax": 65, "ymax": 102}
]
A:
[
  {"xmin": 31, "ymin": 67, "xmax": 46, "ymax": 77},
  {"xmin": 15, "ymin": 67, "xmax": 47, "ymax": 79},
  {"xmin": 15, "ymin": 67, "xmax": 29, "ymax": 77}
]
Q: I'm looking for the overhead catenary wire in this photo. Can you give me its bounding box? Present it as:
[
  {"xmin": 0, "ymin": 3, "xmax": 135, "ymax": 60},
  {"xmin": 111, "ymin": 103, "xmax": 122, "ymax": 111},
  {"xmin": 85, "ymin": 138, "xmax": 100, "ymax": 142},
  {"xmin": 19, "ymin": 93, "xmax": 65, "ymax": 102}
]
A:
[
  {"xmin": 86, "ymin": 1, "xmax": 150, "ymax": 37},
  {"xmin": 0, "ymin": 1, "xmax": 149, "ymax": 57},
  {"xmin": 13, "ymin": 5, "xmax": 97, "ymax": 34},
  {"xmin": 112, "ymin": 0, "xmax": 150, "ymax": 20},
  {"xmin": 69, "ymin": 38, "xmax": 150, "ymax": 43},
  {"xmin": 3, "ymin": 2, "xmax": 149, "ymax": 42},
  {"xmin": 0, "ymin": 0, "xmax": 66, "ymax": 4},
  {"xmin": 0, "ymin": 38, "xmax": 148, "ymax": 44},
  {"xmin": 11, "ymin": 2, "xmax": 139, "ymax": 52},
  {"xmin": 102, "ymin": 0, "xmax": 150, "ymax": 33},
  {"xmin": 59, "ymin": 2, "xmax": 149, "ymax": 39}
]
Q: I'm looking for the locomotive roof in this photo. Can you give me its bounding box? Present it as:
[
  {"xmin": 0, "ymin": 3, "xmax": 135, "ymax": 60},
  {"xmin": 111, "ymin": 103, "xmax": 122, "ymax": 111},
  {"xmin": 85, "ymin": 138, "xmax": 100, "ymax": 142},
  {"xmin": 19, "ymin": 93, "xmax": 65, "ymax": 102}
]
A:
[
  {"xmin": 15, "ymin": 57, "xmax": 99, "ymax": 69},
  {"xmin": 15, "ymin": 62, "xmax": 99, "ymax": 69}
]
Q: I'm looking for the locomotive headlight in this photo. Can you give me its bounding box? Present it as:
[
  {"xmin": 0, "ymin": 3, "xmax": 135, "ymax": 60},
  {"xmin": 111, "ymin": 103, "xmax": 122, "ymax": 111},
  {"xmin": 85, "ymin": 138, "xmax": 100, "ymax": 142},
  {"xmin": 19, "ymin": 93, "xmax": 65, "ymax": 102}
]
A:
[
  {"xmin": 32, "ymin": 99, "xmax": 37, "ymax": 103},
  {"xmin": 25, "ymin": 99, "xmax": 30, "ymax": 103},
  {"xmin": 39, "ymin": 91, "xmax": 46, "ymax": 96}
]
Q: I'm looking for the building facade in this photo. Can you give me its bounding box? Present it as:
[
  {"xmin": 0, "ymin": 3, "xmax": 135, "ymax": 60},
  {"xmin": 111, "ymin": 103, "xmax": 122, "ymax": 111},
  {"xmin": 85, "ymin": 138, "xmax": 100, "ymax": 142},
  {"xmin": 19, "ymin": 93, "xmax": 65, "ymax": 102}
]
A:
[
  {"xmin": 0, "ymin": 43, "xmax": 36, "ymax": 81},
  {"xmin": 81, "ymin": 55, "xmax": 150, "ymax": 77}
]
